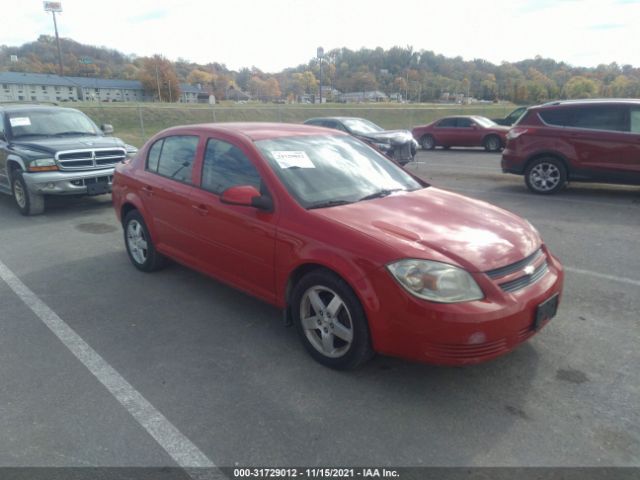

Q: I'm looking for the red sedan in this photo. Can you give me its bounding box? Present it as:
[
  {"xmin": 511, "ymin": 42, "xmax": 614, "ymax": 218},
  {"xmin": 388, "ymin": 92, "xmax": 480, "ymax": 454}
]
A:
[
  {"xmin": 112, "ymin": 123, "xmax": 563, "ymax": 369},
  {"xmin": 412, "ymin": 115, "xmax": 510, "ymax": 152}
]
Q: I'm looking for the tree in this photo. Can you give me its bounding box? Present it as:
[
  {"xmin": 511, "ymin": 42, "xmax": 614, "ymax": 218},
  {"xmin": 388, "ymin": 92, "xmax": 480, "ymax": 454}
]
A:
[
  {"xmin": 563, "ymin": 76, "xmax": 600, "ymax": 99},
  {"xmin": 138, "ymin": 55, "xmax": 180, "ymax": 102}
]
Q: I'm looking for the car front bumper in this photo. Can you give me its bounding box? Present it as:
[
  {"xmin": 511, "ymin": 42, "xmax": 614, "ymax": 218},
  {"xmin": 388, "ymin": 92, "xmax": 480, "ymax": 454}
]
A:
[
  {"xmin": 365, "ymin": 248, "xmax": 564, "ymax": 365},
  {"xmin": 22, "ymin": 168, "xmax": 115, "ymax": 195}
]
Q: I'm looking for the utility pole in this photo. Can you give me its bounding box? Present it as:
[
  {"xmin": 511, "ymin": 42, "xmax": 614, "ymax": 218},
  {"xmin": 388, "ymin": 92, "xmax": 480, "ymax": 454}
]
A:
[
  {"xmin": 317, "ymin": 47, "xmax": 324, "ymax": 104},
  {"xmin": 44, "ymin": 2, "xmax": 64, "ymax": 76},
  {"xmin": 155, "ymin": 64, "xmax": 162, "ymax": 101}
]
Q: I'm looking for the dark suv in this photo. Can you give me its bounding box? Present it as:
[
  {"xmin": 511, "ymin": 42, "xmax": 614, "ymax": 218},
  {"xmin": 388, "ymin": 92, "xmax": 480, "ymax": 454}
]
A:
[
  {"xmin": 0, "ymin": 104, "xmax": 137, "ymax": 215},
  {"xmin": 501, "ymin": 99, "xmax": 640, "ymax": 194}
]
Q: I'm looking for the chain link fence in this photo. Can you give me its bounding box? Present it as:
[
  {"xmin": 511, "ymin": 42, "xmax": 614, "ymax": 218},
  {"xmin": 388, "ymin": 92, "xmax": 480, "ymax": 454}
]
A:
[{"xmin": 76, "ymin": 103, "xmax": 515, "ymax": 147}]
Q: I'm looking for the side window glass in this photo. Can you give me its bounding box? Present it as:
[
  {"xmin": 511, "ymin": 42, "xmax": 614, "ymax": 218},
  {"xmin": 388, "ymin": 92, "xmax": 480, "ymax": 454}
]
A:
[
  {"xmin": 202, "ymin": 139, "xmax": 262, "ymax": 195},
  {"xmin": 437, "ymin": 118, "xmax": 456, "ymax": 127},
  {"xmin": 146, "ymin": 139, "xmax": 163, "ymax": 172},
  {"xmin": 456, "ymin": 118, "xmax": 472, "ymax": 128},
  {"xmin": 156, "ymin": 136, "xmax": 199, "ymax": 184},
  {"xmin": 571, "ymin": 106, "xmax": 627, "ymax": 132},
  {"xmin": 539, "ymin": 108, "xmax": 574, "ymax": 126},
  {"xmin": 631, "ymin": 108, "xmax": 640, "ymax": 134}
]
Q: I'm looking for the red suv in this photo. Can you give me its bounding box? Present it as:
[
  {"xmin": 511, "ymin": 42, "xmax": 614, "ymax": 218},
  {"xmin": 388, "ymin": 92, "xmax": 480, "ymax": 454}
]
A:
[{"xmin": 502, "ymin": 99, "xmax": 640, "ymax": 194}]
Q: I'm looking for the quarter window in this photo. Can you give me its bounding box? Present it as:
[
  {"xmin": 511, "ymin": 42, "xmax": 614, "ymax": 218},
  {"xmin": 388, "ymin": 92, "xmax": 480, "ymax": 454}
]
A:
[{"xmin": 201, "ymin": 139, "xmax": 261, "ymax": 194}]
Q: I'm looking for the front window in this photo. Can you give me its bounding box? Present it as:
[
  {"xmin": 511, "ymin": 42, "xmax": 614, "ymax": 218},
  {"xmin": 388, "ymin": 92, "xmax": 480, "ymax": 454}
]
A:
[
  {"xmin": 7, "ymin": 109, "xmax": 100, "ymax": 139},
  {"xmin": 341, "ymin": 118, "xmax": 383, "ymax": 135},
  {"xmin": 256, "ymin": 135, "xmax": 423, "ymax": 209}
]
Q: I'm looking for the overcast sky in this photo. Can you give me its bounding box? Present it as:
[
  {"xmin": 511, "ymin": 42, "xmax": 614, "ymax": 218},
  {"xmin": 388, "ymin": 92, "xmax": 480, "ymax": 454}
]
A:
[{"xmin": 6, "ymin": 0, "xmax": 640, "ymax": 73}]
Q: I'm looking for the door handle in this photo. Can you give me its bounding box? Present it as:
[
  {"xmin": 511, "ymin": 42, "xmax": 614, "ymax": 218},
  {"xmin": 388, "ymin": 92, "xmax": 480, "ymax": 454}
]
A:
[
  {"xmin": 142, "ymin": 185, "xmax": 154, "ymax": 196},
  {"xmin": 191, "ymin": 204, "xmax": 209, "ymax": 216}
]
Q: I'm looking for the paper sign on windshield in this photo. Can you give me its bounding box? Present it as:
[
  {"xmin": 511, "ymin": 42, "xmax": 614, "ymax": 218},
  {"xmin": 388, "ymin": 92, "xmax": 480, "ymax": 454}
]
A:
[
  {"xmin": 9, "ymin": 117, "xmax": 31, "ymax": 127},
  {"xmin": 272, "ymin": 151, "xmax": 315, "ymax": 169}
]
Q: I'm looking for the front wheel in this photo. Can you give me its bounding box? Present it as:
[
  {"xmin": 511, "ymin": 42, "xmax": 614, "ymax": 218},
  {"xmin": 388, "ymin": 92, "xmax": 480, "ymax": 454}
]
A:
[
  {"xmin": 420, "ymin": 135, "xmax": 435, "ymax": 150},
  {"xmin": 123, "ymin": 210, "xmax": 167, "ymax": 272},
  {"xmin": 291, "ymin": 270, "xmax": 373, "ymax": 370},
  {"xmin": 12, "ymin": 170, "xmax": 44, "ymax": 216},
  {"xmin": 524, "ymin": 157, "xmax": 567, "ymax": 194}
]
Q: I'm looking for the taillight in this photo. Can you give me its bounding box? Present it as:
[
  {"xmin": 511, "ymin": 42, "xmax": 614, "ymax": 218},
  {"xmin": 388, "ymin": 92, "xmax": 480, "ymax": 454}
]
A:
[{"xmin": 507, "ymin": 127, "xmax": 531, "ymax": 140}]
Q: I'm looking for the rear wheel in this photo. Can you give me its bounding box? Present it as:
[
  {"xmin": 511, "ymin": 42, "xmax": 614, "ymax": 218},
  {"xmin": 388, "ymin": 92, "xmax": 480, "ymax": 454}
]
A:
[
  {"xmin": 123, "ymin": 210, "xmax": 167, "ymax": 272},
  {"xmin": 483, "ymin": 135, "xmax": 502, "ymax": 152},
  {"xmin": 291, "ymin": 269, "xmax": 373, "ymax": 370},
  {"xmin": 12, "ymin": 170, "xmax": 44, "ymax": 216},
  {"xmin": 421, "ymin": 135, "xmax": 435, "ymax": 150},
  {"xmin": 524, "ymin": 157, "xmax": 567, "ymax": 194}
]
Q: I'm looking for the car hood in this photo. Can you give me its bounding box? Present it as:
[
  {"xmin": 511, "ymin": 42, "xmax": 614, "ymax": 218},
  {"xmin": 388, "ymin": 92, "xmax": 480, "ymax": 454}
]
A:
[
  {"xmin": 10, "ymin": 136, "xmax": 126, "ymax": 156},
  {"xmin": 313, "ymin": 187, "xmax": 540, "ymax": 272},
  {"xmin": 358, "ymin": 129, "xmax": 414, "ymax": 145}
]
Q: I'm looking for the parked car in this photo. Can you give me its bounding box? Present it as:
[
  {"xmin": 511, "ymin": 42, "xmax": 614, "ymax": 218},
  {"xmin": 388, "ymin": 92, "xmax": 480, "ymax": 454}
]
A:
[
  {"xmin": 0, "ymin": 104, "xmax": 137, "ymax": 215},
  {"xmin": 113, "ymin": 122, "xmax": 563, "ymax": 369},
  {"xmin": 412, "ymin": 115, "xmax": 510, "ymax": 152},
  {"xmin": 492, "ymin": 106, "xmax": 528, "ymax": 126},
  {"xmin": 502, "ymin": 99, "xmax": 640, "ymax": 194},
  {"xmin": 303, "ymin": 116, "xmax": 417, "ymax": 165}
]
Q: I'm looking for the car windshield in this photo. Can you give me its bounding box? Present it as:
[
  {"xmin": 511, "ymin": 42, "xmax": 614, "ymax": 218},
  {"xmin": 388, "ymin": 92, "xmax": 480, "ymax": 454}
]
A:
[
  {"xmin": 7, "ymin": 109, "xmax": 99, "ymax": 139},
  {"xmin": 473, "ymin": 116, "xmax": 497, "ymax": 128},
  {"xmin": 256, "ymin": 134, "xmax": 423, "ymax": 209},
  {"xmin": 341, "ymin": 118, "xmax": 384, "ymax": 135}
]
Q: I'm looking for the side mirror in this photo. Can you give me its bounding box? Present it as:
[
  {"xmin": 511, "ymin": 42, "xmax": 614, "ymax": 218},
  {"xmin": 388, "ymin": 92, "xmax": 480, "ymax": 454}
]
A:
[
  {"xmin": 101, "ymin": 124, "xmax": 114, "ymax": 135},
  {"xmin": 221, "ymin": 185, "xmax": 273, "ymax": 212}
]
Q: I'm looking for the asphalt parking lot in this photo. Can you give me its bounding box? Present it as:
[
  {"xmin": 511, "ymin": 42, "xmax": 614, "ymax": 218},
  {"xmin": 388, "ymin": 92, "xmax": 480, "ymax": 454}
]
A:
[{"xmin": 0, "ymin": 149, "xmax": 638, "ymax": 473}]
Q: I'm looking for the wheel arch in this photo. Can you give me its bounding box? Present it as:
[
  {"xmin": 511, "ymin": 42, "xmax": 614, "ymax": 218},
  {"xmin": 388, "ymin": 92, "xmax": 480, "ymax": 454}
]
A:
[
  {"xmin": 524, "ymin": 152, "xmax": 570, "ymax": 178},
  {"xmin": 282, "ymin": 262, "xmax": 378, "ymax": 329}
]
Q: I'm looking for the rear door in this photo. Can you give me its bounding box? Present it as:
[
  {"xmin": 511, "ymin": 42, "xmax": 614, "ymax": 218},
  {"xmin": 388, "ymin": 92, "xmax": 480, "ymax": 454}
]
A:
[
  {"xmin": 564, "ymin": 105, "xmax": 639, "ymax": 182},
  {"xmin": 433, "ymin": 117, "xmax": 457, "ymax": 145},
  {"xmin": 137, "ymin": 134, "xmax": 203, "ymax": 262}
]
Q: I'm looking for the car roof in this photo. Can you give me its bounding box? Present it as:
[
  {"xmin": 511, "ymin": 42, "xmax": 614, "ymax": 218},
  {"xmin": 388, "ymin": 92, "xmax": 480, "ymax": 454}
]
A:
[
  {"xmin": 534, "ymin": 98, "xmax": 640, "ymax": 109},
  {"xmin": 157, "ymin": 122, "xmax": 347, "ymax": 142}
]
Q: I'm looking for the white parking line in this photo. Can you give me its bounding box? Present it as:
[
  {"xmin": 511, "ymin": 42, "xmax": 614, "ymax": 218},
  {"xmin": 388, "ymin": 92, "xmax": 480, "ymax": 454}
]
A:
[
  {"xmin": 0, "ymin": 259, "xmax": 216, "ymax": 472},
  {"xmin": 564, "ymin": 266, "xmax": 640, "ymax": 287},
  {"xmin": 447, "ymin": 186, "xmax": 640, "ymax": 209}
]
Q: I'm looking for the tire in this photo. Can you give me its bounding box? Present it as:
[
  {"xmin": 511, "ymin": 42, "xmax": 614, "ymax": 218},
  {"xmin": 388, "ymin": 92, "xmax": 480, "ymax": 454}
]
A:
[
  {"xmin": 291, "ymin": 269, "xmax": 374, "ymax": 370},
  {"xmin": 123, "ymin": 210, "xmax": 167, "ymax": 272},
  {"xmin": 420, "ymin": 135, "xmax": 435, "ymax": 150},
  {"xmin": 524, "ymin": 157, "xmax": 567, "ymax": 194},
  {"xmin": 12, "ymin": 170, "xmax": 45, "ymax": 216},
  {"xmin": 483, "ymin": 135, "xmax": 502, "ymax": 152}
]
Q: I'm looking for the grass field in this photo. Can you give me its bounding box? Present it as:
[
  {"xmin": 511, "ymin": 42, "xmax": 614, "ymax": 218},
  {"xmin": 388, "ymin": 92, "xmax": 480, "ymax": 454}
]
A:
[{"xmin": 73, "ymin": 102, "xmax": 516, "ymax": 147}]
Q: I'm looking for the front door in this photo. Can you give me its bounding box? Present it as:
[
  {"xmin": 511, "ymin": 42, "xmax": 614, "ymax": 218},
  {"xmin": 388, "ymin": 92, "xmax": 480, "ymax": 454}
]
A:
[{"xmin": 187, "ymin": 136, "xmax": 278, "ymax": 303}]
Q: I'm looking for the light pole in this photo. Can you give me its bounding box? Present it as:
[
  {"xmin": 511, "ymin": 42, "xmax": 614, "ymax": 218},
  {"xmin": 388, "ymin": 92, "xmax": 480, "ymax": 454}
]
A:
[
  {"xmin": 44, "ymin": 2, "xmax": 64, "ymax": 76},
  {"xmin": 317, "ymin": 46, "xmax": 324, "ymax": 104}
]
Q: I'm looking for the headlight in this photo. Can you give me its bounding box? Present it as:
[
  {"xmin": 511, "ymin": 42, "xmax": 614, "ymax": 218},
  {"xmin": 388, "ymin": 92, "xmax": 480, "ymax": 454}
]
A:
[
  {"xmin": 387, "ymin": 259, "xmax": 483, "ymax": 303},
  {"xmin": 28, "ymin": 158, "xmax": 58, "ymax": 172},
  {"xmin": 124, "ymin": 144, "xmax": 138, "ymax": 159}
]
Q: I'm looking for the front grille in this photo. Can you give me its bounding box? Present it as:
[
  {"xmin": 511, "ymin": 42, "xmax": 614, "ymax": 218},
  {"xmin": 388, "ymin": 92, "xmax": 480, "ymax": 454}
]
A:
[
  {"xmin": 392, "ymin": 143, "xmax": 412, "ymax": 160},
  {"xmin": 424, "ymin": 338, "xmax": 509, "ymax": 360},
  {"xmin": 499, "ymin": 262, "xmax": 549, "ymax": 293},
  {"xmin": 56, "ymin": 148, "xmax": 125, "ymax": 171},
  {"xmin": 484, "ymin": 248, "xmax": 549, "ymax": 294}
]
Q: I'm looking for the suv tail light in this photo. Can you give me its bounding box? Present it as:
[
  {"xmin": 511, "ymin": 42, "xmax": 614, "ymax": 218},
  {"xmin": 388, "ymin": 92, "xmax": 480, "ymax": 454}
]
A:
[{"xmin": 507, "ymin": 127, "xmax": 532, "ymax": 140}]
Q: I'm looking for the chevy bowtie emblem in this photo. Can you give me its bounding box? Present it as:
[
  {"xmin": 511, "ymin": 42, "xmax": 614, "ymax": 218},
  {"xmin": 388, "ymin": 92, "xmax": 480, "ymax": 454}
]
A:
[{"xmin": 524, "ymin": 265, "xmax": 535, "ymax": 275}]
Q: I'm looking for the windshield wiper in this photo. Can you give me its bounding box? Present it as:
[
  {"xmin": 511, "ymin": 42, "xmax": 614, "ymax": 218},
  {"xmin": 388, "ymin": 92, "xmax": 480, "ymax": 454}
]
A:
[
  {"xmin": 358, "ymin": 188, "xmax": 404, "ymax": 202},
  {"xmin": 53, "ymin": 131, "xmax": 97, "ymax": 137},
  {"xmin": 11, "ymin": 133, "xmax": 53, "ymax": 139},
  {"xmin": 307, "ymin": 199, "xmax": 354, "ymax": 210}
]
